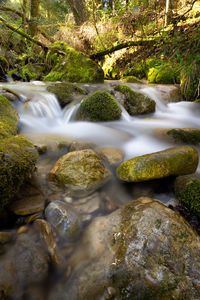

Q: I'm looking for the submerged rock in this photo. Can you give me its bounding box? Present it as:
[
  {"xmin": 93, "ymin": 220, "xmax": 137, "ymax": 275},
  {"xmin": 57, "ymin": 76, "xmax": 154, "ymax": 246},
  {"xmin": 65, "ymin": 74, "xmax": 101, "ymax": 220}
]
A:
[
  {"xmin": 47, "ymin": 82, "xmax": 87, "ymax": 107},
  {"xmin": 76, "ymin": 90, "xmax": 122, "ymax": 121},
  {"xmin": 0, "ymin": 226, "xmax": 49, "ymax": 299},
  {"xmin": 175, "ymin": 174, "xmax": 200, "ymax": 216},
  {"xmin": 9, "ymin": 194, "xmax": 45, "ymax": 216},
  {"xmin": 49, "ymin": 149, "xmax": 111, "ymax": 196},
  {"xmin": 45, "ymin": 200, "xmax": 81, "ymax": 241},
  {"xmin": 44, "ymin": 42, "xmax": 104, "ymax": 83},
  {"xmin": 114, "ymin": 84, "xmax": 155, "ymax": 115},
  {"xmin": 155, "ymin": 128, "xmax": 200, "ymax": 145},
  {"xmin": 99, "ymin": 147, "xmax": 124, "ymax": 165},
  {"xmin": 0, "ymin": 135, "xmax": 38, "ymax": 209},
  {"xmin": 117, "ymin": 146, "xmax": 198, "ymax": 182},
  {"xmin": 49, "ymin": 198, "xmax": 200, "ymax": 300}
]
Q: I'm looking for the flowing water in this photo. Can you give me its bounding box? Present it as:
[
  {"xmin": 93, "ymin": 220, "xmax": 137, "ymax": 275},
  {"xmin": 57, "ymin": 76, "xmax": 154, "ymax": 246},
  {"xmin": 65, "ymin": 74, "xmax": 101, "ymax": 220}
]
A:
[
  {"xmin": 1, "ymin": 81, "xmax": 200, "ymax": 205},
  {"xmin": 1, "ymin": 81, "xmax": 200, "ymax": 298}
]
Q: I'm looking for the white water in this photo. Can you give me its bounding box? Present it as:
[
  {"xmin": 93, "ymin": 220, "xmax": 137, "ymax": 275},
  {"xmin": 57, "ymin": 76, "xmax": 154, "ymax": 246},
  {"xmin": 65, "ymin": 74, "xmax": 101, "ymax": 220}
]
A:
[{"xmin": 1, "ymin": 81, "xmax": 200, "ymax": 162}]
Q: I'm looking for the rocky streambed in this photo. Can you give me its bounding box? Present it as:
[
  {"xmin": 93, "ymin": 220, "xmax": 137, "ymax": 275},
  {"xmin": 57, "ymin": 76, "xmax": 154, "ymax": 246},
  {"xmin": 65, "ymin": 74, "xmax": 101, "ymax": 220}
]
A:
[{"xmin": 0, "ymin": 81, "xmax": 200, "ymax": 299}]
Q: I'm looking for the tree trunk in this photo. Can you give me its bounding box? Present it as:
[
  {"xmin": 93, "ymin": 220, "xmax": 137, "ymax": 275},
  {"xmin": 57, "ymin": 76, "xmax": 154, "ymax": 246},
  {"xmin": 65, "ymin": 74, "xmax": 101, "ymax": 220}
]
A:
[
  {"xmin": 165, "ymin": 0, "xmax": 170, "ymax": 26},
  {"xmin": 66, "ymin": 0, "xmax": 88, "ymax": 26},
  {"xmin": 30, "ymin": 0, "xmax": 40, "ymax": 36},
  {"xmin": 22, "ymin": 0, "xmax": 28, "ymax": 28}
]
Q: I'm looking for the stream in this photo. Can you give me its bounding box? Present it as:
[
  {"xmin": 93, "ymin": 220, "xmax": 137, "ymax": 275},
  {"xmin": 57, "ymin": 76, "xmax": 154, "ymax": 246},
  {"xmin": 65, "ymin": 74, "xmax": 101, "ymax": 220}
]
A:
[{"xmin": 1, "ymin": 80, "xmax": 200, "ymax": 299}]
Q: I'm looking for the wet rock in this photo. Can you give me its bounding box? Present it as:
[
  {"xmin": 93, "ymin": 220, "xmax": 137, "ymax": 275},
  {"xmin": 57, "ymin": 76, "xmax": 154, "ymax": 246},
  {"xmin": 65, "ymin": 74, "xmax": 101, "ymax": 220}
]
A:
[
  {"xmin": 73, "ymin": 192, "xmax": 102, "ymax": 220},
  {"xmin": 0, "ymin": 226, "xmax": 49, "ymax": 299},
  {"xmin": 155, "ymin": 128, "xmax": 200, "ymax": 145},
  {"xmin": 49, "ymin": 197, "xmax": 200, "ymax": 300},
  {"xmin": 35, "ymin": 219, "xmax": 60, "ymax": 266},
  {"xmin": 121, "ymin": 76, "xmax": 143, "ymax": 83},
  {"xmin": 117, "ymin": 146, "xmax": 198, "ymax": 182},
  {"xmin": 175, "ymin": 174, "xmax": 200, "ymax": 216},
  {"xmin": 114, "ymin": 84, "xmax": 155, "ymax": 115},
  {"xmin": 45, "ymin": 200, "xmax": 81, "ymax": 241},
  {"xmin": 0, "ymin": 135, "xmax": 38, "ymax": 209},
  {"xmin": 0, "ymin": 94, "xmax": 19, "ymax": 139},
  {"xmin": 68, "ymin": 141, "xmax": 95, "ymax": 152},
  {"xmin": 99, "ymin": 147, "xmax": 124, "ymax": 165},
  {"xmin": 9, "ymin": 194, "xmax": 45, "ymax": 216},
  {"xmin": 47, "ymin": 82, "xmax": 87, "ymax": 107},
  {"xmin": 49, "ymin": 149, "xmax": 112, "ymax": 196},
  {"xmin": 76, "ymin": 91, "xmax": 122, "ymax": 121},
  {"xmin": 34, "ymin": 143, "xmax": 48, "ymax": 154}
]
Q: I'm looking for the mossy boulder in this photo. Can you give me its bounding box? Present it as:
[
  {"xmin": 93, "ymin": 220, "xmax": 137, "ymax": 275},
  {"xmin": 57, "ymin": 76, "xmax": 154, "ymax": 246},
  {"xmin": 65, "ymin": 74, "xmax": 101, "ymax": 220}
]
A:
[
  {"xmin": 121, "ymin": 75, "xmax": 142, "ymax": 83},
  {"xmin": 0, "ymin": 135, "xmax": 38, "ymax": 209},
  {"xmin": 49, "ymin": 149, "xmax": 112, "ymax": 196},
  {"xmin": 155, "ymin": 128, "xmax": 200, "ymax": 145},
  {"xmin": 44, "ymin": 42, "xmax": 104, "ymax": 83},
  {"xmin": 166, "ymin": 128, "xmax": 200, "ymax": 145},
  {"xmin": 180, "ymin": 62, "xmax": 200, "ymax": 101},
  {"xmin": 175, "ymin": 174, "xmax": 200, "ymax": 215},
  {"xmin": 76, "ymin": 91, "xmax": 122, "ymax": 121},
  {"xmin": 0, "ymin": 95, "xmax": 19, "ymax": 138},
  {"xmin": 148, "ymin": 64, "xmax": 180, "ymax": 84},
  {"xmin": 114, "ymin": 84, "xmax": 155, "ymax": 115},
  {"xmin": 47, "ymin": 82, "xmax": 87, "ymax": 107},
  {"xmin": 49, "ymin": 197, "xmax": 200, "ymax": 300},
  {"xmin": 117, "ymin": 146, "xmax": 198, "ymax": 182}
]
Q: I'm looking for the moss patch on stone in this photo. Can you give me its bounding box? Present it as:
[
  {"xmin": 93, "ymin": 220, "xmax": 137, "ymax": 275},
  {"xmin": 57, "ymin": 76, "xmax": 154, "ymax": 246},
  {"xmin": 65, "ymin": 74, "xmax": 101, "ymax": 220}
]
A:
[
  {"xmin": 47, "ymin": 82, "xmax": 87, "ymax": 107},
  {"xmin": 76, "ymin": 90, "xmax": 122, "ymax": 121},
  {"xmin": 147, "ymin": 64, "xmax": 180, "ymax": 84},
  {"xmin": 0, "ymin": 135, "xmax": 38, "ymax": 209},
  {"xmin": 44, "ymin": 42, "xmax": 104, "ymax": 83},
  {"xmin": 175, "ymin": 174, "xmax": 200, "ymax": 216},
  {"xmin": 114, "ymin": 84, "xmax": 155, "ymax": 115},
  {"xmin": 0, "ymin": 95, "xmax": 19, "ymax": 136},
  {"xmin": 167, "ymin": 128, "xmax": 200, "ymax": 145},
  {"xmin": 117, "ymin": 146, "xmax": 198, "ymax": 182}
]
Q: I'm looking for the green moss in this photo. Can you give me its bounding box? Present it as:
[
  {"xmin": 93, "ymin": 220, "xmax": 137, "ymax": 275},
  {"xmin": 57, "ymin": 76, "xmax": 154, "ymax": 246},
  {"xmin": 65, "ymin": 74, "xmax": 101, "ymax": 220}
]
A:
[
  {"xmin": 167, "ymin": 128, "xmax": 200, "ymax": 145},
  {"xmin": 148, "ymin": 64, "xmax": 180, "ymax": 84},
  {"xmin": 44, "ymin": 42, "xmax": 104, "ymax": 83},
  {"xmin": 175, "ymin": 175, "xmax": 200, "ymax": 215},
  {"xmin": 122, "ymin": 76, "xmax": 142, "ymax": 83},
  {"xmin": 114, "ymin": 84, "xmax": 155, "ymax": 115},
  {"xmin": 117, "ymin": 146, "xmax": 198, "ymax": 182},
  {"xmin": 0, "ymin": 135, "xmax": 38, "ymax": 209},
  {"xmin": 76, "ymin": 90, "xmax": 122, "ymax": 121},
  {"xmin": 47, "ymin": 82, "xmax": 87, "ymax": 107},
  {"xmin": 0, "ymin": 95, "xmax": 18, "ymax": 135}
]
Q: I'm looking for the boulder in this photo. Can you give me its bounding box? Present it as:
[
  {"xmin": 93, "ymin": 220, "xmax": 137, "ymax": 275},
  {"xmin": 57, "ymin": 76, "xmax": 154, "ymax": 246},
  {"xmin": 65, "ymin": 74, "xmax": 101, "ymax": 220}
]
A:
[
  {"xmin": 45, "ymin": 200, "xmax": 81, "ymax": 241},
  {"xmin": 175, "ymin": 174, "xmax": 200, "ymax": 215},
  {"xmin": 114, "ymin": 84, "xmax": 155, "ymax": 115},
  {"xmin": 155, "ymin": 128, "xmax": 200, "ymax": 145},
  {"xmin": 44, "ymin": 42, "xmax": 104, "ymax": 83},
  {"xmin": 117, "ymin": 146, "xmax": 198, "ymax": 182},
  {"xmin": 49, "ymin": 198, "xmax": 200, "ymax": 300},
  {"xmin": 147, "ymin": 64, "xmax": 180, "ymax": 84},
  {"xmin": 99, "ymin": 147, "xmax": 124, "ymax": 165},
  {"xmin": 76, "ymin": 91, "xmax": 122, "ymax": 121},
  {"xmin": 0, "ymin": 95, "xmax": 19, "ymax": 138},
  {"xmin": 47, "ymin": 82, "xmax": 87, "ymax": 107},
  {"xmin": 0, "ymin": 226, "xmax": 49, "ymax": 299},
  {"xmin": 49, "ymin": 149, "xmax": 111, "ymax": 196},
  {"xmin": 0, "ymin": 135, "xmax": 38, "ymax": 209}
]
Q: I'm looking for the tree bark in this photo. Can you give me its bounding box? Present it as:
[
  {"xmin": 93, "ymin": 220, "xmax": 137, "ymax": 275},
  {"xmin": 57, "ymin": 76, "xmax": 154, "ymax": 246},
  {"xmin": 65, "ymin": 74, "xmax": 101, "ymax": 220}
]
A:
[
  {"xmin": 90, "ymin": 39, "xmax": 155, "ymax": 59},
  {"xmin": 30, "ymin": 0, "xmax": 40, "ymax": 36},
  {"xmin": 66, "ymin": 0, "xmax": 89, "ymax": 25}
]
